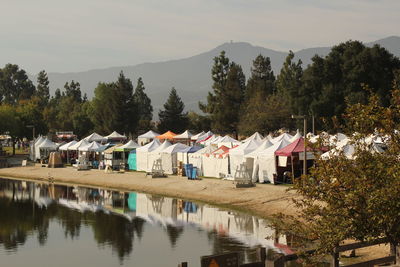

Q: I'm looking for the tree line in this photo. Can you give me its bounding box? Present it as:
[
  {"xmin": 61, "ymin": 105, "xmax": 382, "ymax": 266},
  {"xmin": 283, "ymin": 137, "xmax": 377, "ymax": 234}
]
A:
[{"xmin": 0, "ymin": 40, "xmax": 399, "ymax": 145}]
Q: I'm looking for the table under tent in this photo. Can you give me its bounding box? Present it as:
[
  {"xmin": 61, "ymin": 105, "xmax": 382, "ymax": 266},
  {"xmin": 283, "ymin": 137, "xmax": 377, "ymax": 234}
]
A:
[
  {"xmin": 136, "ymin": 139, "xmax": 161, "ymax": 171},
  {"xmin": 58, "ymin": 140, "xmax": 78, "ymax": 164},
  {"xmin": 35, "ymin": 138, "xmax": 59, "ymax": 163},
  {"xmin": 137, "ymin": 130, "xmax": 160, "ymax": 146},
  {"xmin": 67, "ymin": 139, "xmax": 90, "ymax": 165},
  {"xmin": 78, "ymin": 141, "xmax": 108, "ymax": 169},
  {"xmin": 113, "ymin": 140, "xmax": 140, "ymax": 170}
]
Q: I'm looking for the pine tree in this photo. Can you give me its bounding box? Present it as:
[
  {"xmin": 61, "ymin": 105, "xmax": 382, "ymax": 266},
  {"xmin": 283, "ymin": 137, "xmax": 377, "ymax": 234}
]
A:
[
  {"xmin": 36, "ymin": 70, "xmax": 50, "ymax": 107},
  {"xmin": 114, "ymin": 71, "xmax": 137, "ymax": 134},
  {"xmin": 133, "ymin": 77, "xmax": 153, "ymax": 133},
  {"xmin": 158, "ymin": 87, "xmax": 188, "ymax": 133},
  {"xmin": 64, "ymin": 80, "xmax": 82, "ymax": 102},
  {"xmin": 245, "ymin": 54, "xmax": 275, "ymax": 99},
  {"xmin": 199, "ymin": 51, "xmax": 245, "ymax": 135},
  {"xmin": 276, "ymin": 51, "xmax": 303, "ymax": 115}
]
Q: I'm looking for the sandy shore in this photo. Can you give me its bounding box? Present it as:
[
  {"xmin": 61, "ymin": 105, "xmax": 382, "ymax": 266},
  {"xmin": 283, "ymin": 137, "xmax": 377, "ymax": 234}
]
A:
[{"xmin": 0, "ymin": 165, "xmax": 298, "ymax": 219}]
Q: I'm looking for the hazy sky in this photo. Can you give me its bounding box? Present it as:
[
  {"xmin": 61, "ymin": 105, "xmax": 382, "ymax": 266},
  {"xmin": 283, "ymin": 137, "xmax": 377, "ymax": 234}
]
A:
[{"xmin": 1, "ymin": 0, "xmax": 399, "ymax": 73}]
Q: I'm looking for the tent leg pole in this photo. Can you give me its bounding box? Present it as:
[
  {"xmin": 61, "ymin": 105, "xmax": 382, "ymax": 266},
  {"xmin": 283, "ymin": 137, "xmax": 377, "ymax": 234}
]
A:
[{"xmin": 291, "ymin": 156, "xmax": 295, "ymax": 183}]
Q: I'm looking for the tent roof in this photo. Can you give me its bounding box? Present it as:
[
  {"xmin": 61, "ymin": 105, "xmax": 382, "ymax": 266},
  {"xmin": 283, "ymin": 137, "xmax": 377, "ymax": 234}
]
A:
[
  {"xmin": 182, "ymin": 145, "xmax": 203, "ymax": 153},
  {"xmin": 218, "ymin": 135, "xmax": 239, "ymax": 144},
  {"xmin": 138, "ymin": 130, "xmax": 160, "ymax": 139},
  {"xmin": 245, "ymin": 139, "xmax": 274, "ymax": 158},
  {"xmin": 151, "ymin": 140, "xmax": 172, "ymax": 153},
  {"xmin": 34, "ymin": 136, "xmax": 45, "ymax": 145},
  {"xmin": 59, "ymin": 140, "xmax": 78, "ymax": 150},
  {"xmin": 275, "ymin": 137, "xmax": 311, "ymax": 157},
  {"xmin": 37, "ymin": 138, "xmax": 58, "ymax": 149},
  {"xmin": 79, "ymin": 141, "xmax": 103, "ymax": 152},
  {"xmin": 105, "ymin": 131, "xmax": 127, "ymax": 140},
  {"xmin": 115, "ymin": 140, "xmax": 140, "ymax": 151},
  {"xmin": 243, "ymin": 132, "xmax": 264, "ymax": 143},
  {"xmin": 194, "ymin": 145, "xmax": 217, "ymax": 155},
  {"xmin": 136, "ymin": 139, "xmax": 161, "ymax": 152},
  {"xmin": 162, "ymin": 143, "xmax": 190, "ymax": 153},
  {"xmin": 289, "ymin": 130, "xmax": 302, "ymax": 143},
  {"xmin": 84, "ymin": 132, "xmax": 106, "ymax": 142},
  {"xmin": 198, "ymin": 134, "xmax": 214, "ymax": 144},
  {"xmin": 272, "ymin": 133, "xmax": 293, "ymax": 144},
  {"xmin": 230, "ymin": 139, "xmax": 261, "ymax": 156},
  {"xmin": 174, "ymin": 130, "xmax": 193, "ymax": 139},
  {"xmin": 104, "ymin": 144, "xmax": 123, "ymax": 154},
  {"xmin": 195, "ymin": 131, "xmax": 213, "ymax": 142},
  {"xmin": 68, "ymin": 139, "xmax": 90, "ymax": 150},
  {"xmin": 191, "ymin": 131, "xmax": 205, "ymax": 141},
  {"xmin": 210, "ymin": 145, "xmax": 230, "ymax": 158},
  {"xmin": 257, "ymin": 139, "xmax": 291, "ymax": 157},
  {"xmin": 156, "ymin": 131, "xmax": 177, "ymax": 140}
]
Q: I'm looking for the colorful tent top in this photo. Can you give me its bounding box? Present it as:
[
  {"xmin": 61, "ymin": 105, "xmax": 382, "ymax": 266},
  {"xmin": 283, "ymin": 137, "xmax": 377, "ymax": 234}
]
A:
[
  {"xmin": 207, "ymin": 145, "xmax": 231, "ymax": 158},
  {"xmin": 84, "ymin": 132, "xmax": 106, "ymax": 143},
  {"xmin": 79, "ymin": 141, "xmax": 107, "ymax": 152},
  {"xmin": 156, "ymin": 131, "xmax": 177, "ymax": 140},
  {"xmin": 289, "ymin": 130, "xmax": 302, "ymax": 143},
  {"xmin": 115, "ymin": 140, "xmax": 140, "ymax": 151},
  {"xmin": 37, "ymin": 138, "xmax": 58, "ymax": 150},
  {"xmin": 59, "ymin": 140, "xmax": 78, "ymax": 151},
  {"xmin": 245, "ymin": 139, "xmax": 274, "ymax": 158},
  {"xmin": 242, "ymin": 132, "xmax": 264, "ymax": 143},
  {"xmin": 136, "ymin": 139, "xmax": 161, "ymax": 152},
  {"xmin": 196, "ymin": 131, "xmax": 214, "ymax": 142},
  {"xmin": 198, "ymin": 134, "xmax": 214, "ymax": 144},
  {"xmin": 182, "ymin": 145, "xmax": 203, "ymax": 153},
  {"xmin": 230, "ymin": 139, "xmax": 261, "ymax": 156},
  {"xmin": 138, "ymin": 130, "xmax": 160, "ymax": 139},
  {"xmin": 272, "ymin": 133, "xmax": 293, "ymax": 144},
  {"xmin": 173, "ymin": 130, "xmax": 193, "ymax": 139},
  {"xmin": 68, "ymin": 139, "xmax": 90, "ymax": 151},
  {"xmin": 162, "ymin": 143, "xmax": 190, "ymax": 154},
  {"xmin": 191, "ymin": 131, "xmax": 205, "ymax": 141},
  {"xmin": 105, "ymin": 131, "xmax": 127, "ymax": 140},
  {"xmin": 275, "ymin": 137, "xmax": 311, "ymax": 157}
]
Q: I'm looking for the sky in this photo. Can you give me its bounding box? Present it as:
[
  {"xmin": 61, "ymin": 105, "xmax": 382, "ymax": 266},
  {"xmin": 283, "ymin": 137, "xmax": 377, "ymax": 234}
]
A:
[{"xmin": 0, "ymin": 0, "xmax": 399, "ymax": 74}]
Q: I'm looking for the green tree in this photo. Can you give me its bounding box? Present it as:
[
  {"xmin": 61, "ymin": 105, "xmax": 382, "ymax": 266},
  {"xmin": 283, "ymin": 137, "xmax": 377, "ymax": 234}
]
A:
[
  {"xmin": 36, "ymin": 70, "xmax": 50, "ymax": 108},
  {"xmin": 276, "ymin": 51, "xmax": 303, "ymax": 115},
  {"xmin": 0, "ymin": 64, "xmax": 36, "ymax": 105},
  {"xmin": 90, "ymin": 82, "xmax": 117, "ymax": 134},
  {"xmin": 158, "ymin": 87, "xmax": 188, "ymax": 133},
  {"xmin": 114, "ymin": 71, "xmax": 137, "ymax": 135},
  {"xmin": 245, "ymin": 54, "xmax": 275, "ymax": 99},
  {"xmin": 133, "ymin": 77, "xmax": 153, "ymax": 134},
  {"xmin": 187, "ymin": 111, "xmax": 211, "ymax": 133},
  {"xmin": 200, "ymin": 52, "xmax": 245, "ymax": 136},
  {"xmin": 271, "ymin": 86, "xmax": 400, "ymax": 263},
  {"xmin": 64, "ymin": 80, "xmax": 82, "ymax": 102}
]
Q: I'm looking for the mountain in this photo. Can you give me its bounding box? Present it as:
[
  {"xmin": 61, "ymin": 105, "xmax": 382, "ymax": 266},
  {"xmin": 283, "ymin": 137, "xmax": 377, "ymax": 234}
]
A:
[{"xmin": 32, "ymin": 36, "xmax": 400, "ymax": 116}]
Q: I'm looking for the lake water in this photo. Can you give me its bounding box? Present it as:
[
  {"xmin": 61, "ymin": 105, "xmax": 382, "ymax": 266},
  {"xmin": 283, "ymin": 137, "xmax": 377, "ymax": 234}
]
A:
[{"xmin": 0, "ymin": 177, "xmax": 291, "ymax": 267}]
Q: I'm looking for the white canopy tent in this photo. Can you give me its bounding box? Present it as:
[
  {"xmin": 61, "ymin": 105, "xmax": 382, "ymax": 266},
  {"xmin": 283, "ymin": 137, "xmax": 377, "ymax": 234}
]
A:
[
  {"xmin": 137, "ymin": 130, "xmax": 160, "ymax": 146},
  {"xmin": 191, "ymin": 131, "xmax": 205, "ymax": 141},
  {"xmin": 31, "ymin": 136, "xmax": 45, "ymax": 161},
  {"xmin": 59, "ymin": 140, "xmax": 78, "ymax": 164},
  {"xmin": 147, "ymin": 141, "xmax": 172, "ymax": 172},
  {"xmin": 242, "ymin": 132, "xmax": 264, "ymax": 143},
  {"xmin": 84, "ymin": 132, "xmax": 106, "ymax": 143},
  {"xmin": 136, "ymin": 139, "xmax": 161, "ymax": 171},
  {"xmin": 161, "ymin": 143, "xmax": 190, "ymax": 174},
  {"xmin": 174, "ymin": 130, "xmax": 193, "ymax": 139},
  {"xmin": 253, "ymin": 139, "xmax": 291, "ymax": 183},
  {"xmin": 118, "ymin": 140, "xmax": 140, "ymax": 150},
  {"xmin": 289, "ymin": 130, "xmax": 302, "ymax": 143},
  {"xmin": 271, "ymin": 133, "xmax": 293, "ymax": 144},
  {"xmin": 188, "ymin": 145, "xmax": 217, "ymax": 176},
  {"xmin": 217, "ymin": 135, "xmax": 240, "ymax": 148},
  {"xmin": 79, "ymin": 141, "xmax": 104, "ymax": 152},
  {"xmin": 196, "ymin": 131, "xmax": 213, "ymax": 143},
  {"xmin": 105, "ymin": 131, "xmax": 127, "ymax": 142},
  {"xmin": 202, "ymin": 146, "xmax": 230, "ymax": 178},
  {"xmin": 229, "ymin": 139, "xmax": 261, "ymax": 177},
  {"xmin": 68, "ymin": 139, "xmax": 90, "ymax": 151},
  {"xmin": 36, "ymin": 138, "xmax": 59, "ymax": 161}
]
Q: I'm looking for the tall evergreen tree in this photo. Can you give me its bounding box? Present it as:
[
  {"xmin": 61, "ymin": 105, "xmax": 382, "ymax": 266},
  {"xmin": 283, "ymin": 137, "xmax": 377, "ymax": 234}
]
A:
[
  {"xmin": 199, "ymin": 51, "xmax": 245, "ymax": 135},
  {"xmin": 90, "ymin": 82, "xmax": 117, "ymax": 134},
  {"xmin": 36, "ymin": 70, "xmax": 50, "ymax": 107},
  {"xmin": 64, "ymin": 80, "xmax": 82, "ymax": 102},
  {"xmin": 114, "ymin": 71, "xmax": 137, "ymax": 134},
  {"xmin": 158, "ymin": 87, "xmax": 188, "ymax": 133},
  {"xmin": 276, "ymin": 51, "xmax": 303, "ymax": 115},
  {"xmin": 133, "ymin": 77, "xmax": 153, "ymax": 133},
  {"xmin": 0, "ymin": 64, "xmax": 36, "ymax": 105},
  {"xmin": 245, "ymin": 54, "xmax": 276, "ymax": 99}
]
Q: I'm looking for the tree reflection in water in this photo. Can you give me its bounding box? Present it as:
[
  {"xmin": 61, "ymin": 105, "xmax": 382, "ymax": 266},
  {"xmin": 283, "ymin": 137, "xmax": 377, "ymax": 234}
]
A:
[{"xmin": 0, "ymin": 178, "xmax": 282, "ymax": 266}]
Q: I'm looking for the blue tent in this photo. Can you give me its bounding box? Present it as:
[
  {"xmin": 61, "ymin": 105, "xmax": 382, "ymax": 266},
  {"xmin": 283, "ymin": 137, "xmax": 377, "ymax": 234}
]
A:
[{"xmin": 127, "ymin": 150, "xmax": 137, "ymax": 170}]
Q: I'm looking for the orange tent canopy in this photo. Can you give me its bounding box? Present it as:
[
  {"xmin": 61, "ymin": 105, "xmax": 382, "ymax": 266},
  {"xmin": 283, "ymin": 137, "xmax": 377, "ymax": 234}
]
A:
[{"xmin": 156, "ymin": 131, "xmax": 177, "ymax": 140}]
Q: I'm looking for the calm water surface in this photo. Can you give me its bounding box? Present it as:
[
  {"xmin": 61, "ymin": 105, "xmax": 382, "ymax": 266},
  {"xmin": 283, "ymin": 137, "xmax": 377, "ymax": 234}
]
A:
[{"xmin": 0, "ymin": 177, "xmax": 291, "ymax": 267}]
